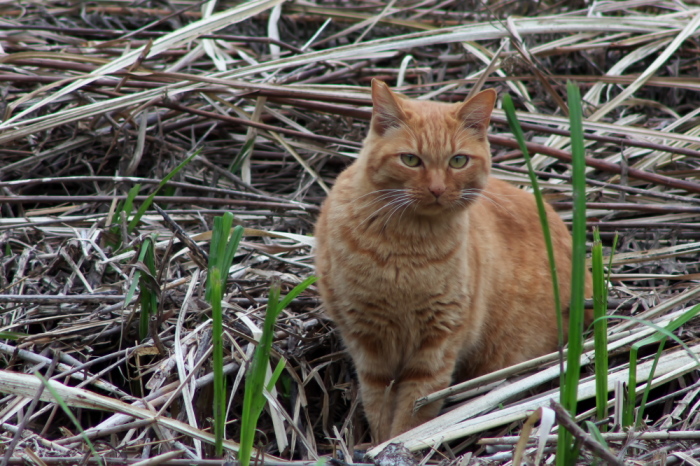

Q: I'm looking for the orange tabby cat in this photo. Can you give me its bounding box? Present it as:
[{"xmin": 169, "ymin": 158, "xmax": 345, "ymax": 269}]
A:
[{"xmin": 314, "ymin": 79, "xmax": 591, "ymax": 443}]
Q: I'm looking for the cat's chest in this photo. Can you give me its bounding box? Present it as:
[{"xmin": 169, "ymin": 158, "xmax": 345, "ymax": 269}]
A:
[
  {"xmin": 334, "ymin": 224, "xmax": 469, "ymax": 298},
  {"xmin": 328, "ymin": 228, "xmax": 472, "ymax": 342}
]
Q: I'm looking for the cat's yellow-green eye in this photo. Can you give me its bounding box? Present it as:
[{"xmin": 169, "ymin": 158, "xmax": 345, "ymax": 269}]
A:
[
  {"xmin": 449, "ymin": 155, "xmax": 469, "ymax": 168},
  {"xmin": 400, "ymin": 153, "xmax": 421, "ymax": 167}
]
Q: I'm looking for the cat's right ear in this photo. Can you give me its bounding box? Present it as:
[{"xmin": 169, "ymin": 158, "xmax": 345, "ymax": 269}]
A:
[
  {"xmin": 457, "ymin": 88, "xmax": 497, "ymax": 136},
  {"xmin": 371, "ymin": 79, "xmax": 406, "ymax": 136}
]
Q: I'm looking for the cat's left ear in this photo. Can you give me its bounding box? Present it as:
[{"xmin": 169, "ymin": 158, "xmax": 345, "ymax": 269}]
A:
[
  {"xmin": 456, "ymin": 89, "xmax": 497, "ymax": 135},
  {"xmin": 371, "ymin": 79, "xmax": 407, "ymax": 136}
]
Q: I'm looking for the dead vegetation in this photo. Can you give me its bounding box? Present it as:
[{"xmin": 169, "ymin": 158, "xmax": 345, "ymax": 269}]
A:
[{"xmin": 1, "ymin": 1, "xmax": 700, "ymax": 464}]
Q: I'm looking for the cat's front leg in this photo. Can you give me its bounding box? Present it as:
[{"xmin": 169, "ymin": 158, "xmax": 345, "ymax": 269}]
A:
[
  {"xmin": 388, "ymin": 344, "xmax": 458, "ymax": 438},
  {"xmin": 356, "ymin": 368, "xmax": 396, "ymax": 443},
  {"xmin": 344, "ymin": 334, "xmax": 403, "ymax": 443}
]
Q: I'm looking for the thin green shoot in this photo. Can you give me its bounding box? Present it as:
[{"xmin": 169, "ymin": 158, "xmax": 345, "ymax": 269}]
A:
[
  {"xmin": 636, "ymin": 338, "xmax": 665, "ymax": 429},
  {"xmin": 606, "ymin": 234, "xmax": 619, "ymax": 286},
  {"xmin": 106, "ymin": 183, "xmax": 140, "ymax": 249},
  {"xmin": 624, "ymin": 303, "xmax": 700, "ymax": 427},
  {"xmin": 127, "ymin": 150, "xmax": 198, "ymax": 233},
  {"xmin": 162, "ymin": 184, "xmax": 177, "ymax": 198},
  {"xmin": 238, "ymin": 276, "xmax": 281, "ymax": 466},
  {"xmin": 137, "ymin": 237, "xmax": 159, "ymax": 341},
  {"xmin": 229, "ymin": 137, "xmax": 256, "ymax": 174},
  {"xmin": 34, "ymin": 372, "xmax": 104, "ymax": 466},
  {"xmin": 555, "ymin": 81, "xmax": 588, "ymax": 466},
  {"xmin": 123, "ymin": 236, "xmax": 159, "ymax": 341},
  {"xmin": 206, "ymin": 213, "xmax": 244, "ymax": 456},
  {"xmin": 238, "ymin": 275, "xmax": 317, "ymax": 466},
  {"xmin": 0, "ymin": 331, "xmax": 28, "ymax": 340},
  {"xmin": 584, "ymin": 421, "xmax": 609, "ymax": 466},
  {"xmin": 591, "ymin": 228, "xmax": 608, "ymax": 429},
  {"xmin": 119, "ymin": 184, "xmax": 140, "ymax": 226},
  {"xmin": 211, "ymin": 263, "xmax": 225, "ymax": 456},
  {"xmin": 503, "ymin": 84, "xmax": 588, "ymax": 465},
  {"xmin": 502, "ymin": 94, "xmax": 564, "ymax": 361},
  {"xmin": 229, "ymin": 96, "xmax": 265, "ymax": 175}
]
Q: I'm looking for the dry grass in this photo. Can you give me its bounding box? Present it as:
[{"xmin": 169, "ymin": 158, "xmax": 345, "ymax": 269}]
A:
[{"xmin": 1, "ymin": 1, "xmax": 700, "ymax": 464}]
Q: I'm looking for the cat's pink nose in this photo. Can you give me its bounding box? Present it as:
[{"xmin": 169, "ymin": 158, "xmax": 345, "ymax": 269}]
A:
[{"xmin": 429, "ymin": 185, "xmax": 446, "ymax": 198}]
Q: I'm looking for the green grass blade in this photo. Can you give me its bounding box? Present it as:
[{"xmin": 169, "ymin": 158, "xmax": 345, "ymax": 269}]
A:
[
  {"xmin": 206, "ymin": 213, "xmax": 243, "ymax": 456},
  {"xmin": 604, "ymin": 312, "xmax": 700, "ymax": 366},
  {"xmin": 229, "ymin": 136, "xmax": 256, "ymax": 174},
  {"xmin": 205, "ymin": 214, "xmax": 242, "ymax": 455},
  {"xmin": 238, "ymin": 278, "xmax": 281, "ymax": 466},
  {"xmin": 209, "ymin": 265, "xmax": 225, "ymax": 456},
  {"xmin": 277, "ymin": 276, "xmax": 318, "ymax": 311},
  {"xmin": 238, "ymin": 275, "xmax": 316, "ymax": 466},
  {"xmin": 504, "ymin": 90, "xmax": 586, "ymax": 465},
  {"xmin": 206, "ymin": 215, "xmax": 235, "ymax": 302},
  {"xmin": 591, "ymin": 228, "xmax": 608, "ymax": 427},
  {"xmin": 125, "ymin": 238, "xmax": 154, "ymax": 339},
  {"xmin": 585, "ymin": 421, "xmax": 608, "ymax": 449},
  {"xmin": 0, "ymin": 331, "xmax": 28, "ymax": 339},
  {"xmin": 266, "ymin": 357, "xmax": 287, "ymax": 393},
  {"xmin": 635, "ymin": 303, "xmax": 700, "ymax": 348},
  {"xmin": 625, "ymin": 303, "xmax": 700, "ymax": 427},
  {"xmin": 502, "ymin": 94, "xmax": 564, "ymax": 353},
  {"xmin": 223, "ymin": 226, "xmax": 245, "ymax": 279},
  {"xmin": 138, "ymin": 237, "xmax": 158, "ymax": 341},
  {"xmin": 127, "ymin": 150, "xmax": 198, "ymax": 233},
  {"xmin": 107, "ymin": 184, "xmax": 140, "ymax": 249},
  {"xmin": 250, "ymin": 278, "xmax": 281, "ymax": 417},
  {"xmin": 606, "ymin": 234, "xmax": 619, "ymax": 285},
  {"xmin": 625, "ymin": 347, "xmax": 638, "ymax": 428},
  {"xmin": 558, "ymin": 81, "xmax": 588, "ymax": 465},
  {"xmin": 125, "ymin": 271, "xmax": 141, "ymax": 310},
  {"xmin": 138, "ymin": 279, "xmax": 152, "ymax": 340},
  {"xmin": 121, "ymin": 184, "xmax": 140, "ymax": 224},
  {"xmin": 35, "ymin": 372, "xmax": 104, "ymax": 466},
  {"xmin": 584, "ymin": 421, "xmax": 608, "ymax": 466},
  {"xmin": 636, "ymin": 338, "xmax": 665, "ymax": 429}
]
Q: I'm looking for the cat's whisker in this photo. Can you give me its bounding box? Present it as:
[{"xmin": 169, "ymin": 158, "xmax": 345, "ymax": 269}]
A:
[
  {"xmin": 361, "ymin": 192, "xmax": 407, "ymax": 209},
  {"xmin": 355, "ymin": 193, "xmax": 413, "ymax": 231},
  {"xmin": 369, "ymin": 192, "xmax": 411, "ymax": 209},
  {"xmin": 380, "ymin": 198, "xmax": 414, "ymax": 232},
  {"xmin": 463, "ymin": 190, "xmax": 518, "ymax": 217},
  {"xmin": 461, "ymin": 189, "xmax": 506, "ymax": 210},
  {"xmin": 356, "ymin": 203, "xmax": 395, "ymax": 230},
  {"xmin": 357, "ymin": 189, "xmax": 411, "ymax": 211},
  {"xmin": 448, "ymin": 199, "xmax": 466, "ymax": 214},
  {"xmin": 395, "ymin": 198, "xmax": 417, "ymax": 225},
  {"xmin": 351, "ymin": 188, "xmax": 405, "ymax": 204}
]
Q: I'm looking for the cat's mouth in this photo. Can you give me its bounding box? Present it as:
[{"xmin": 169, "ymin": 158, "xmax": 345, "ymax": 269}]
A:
[{"xmin": 415, "ymin": 197, "xmax": 460, "ymax": 215}]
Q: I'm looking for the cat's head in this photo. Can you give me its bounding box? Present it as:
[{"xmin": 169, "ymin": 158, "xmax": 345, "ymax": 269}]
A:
[{"xmin": 358, "ymin": 79, "xmax": 496, "ymax": 217}]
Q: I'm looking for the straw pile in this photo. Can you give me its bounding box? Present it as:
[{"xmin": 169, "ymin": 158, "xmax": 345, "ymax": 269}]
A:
[{"xmin": 1, "ymin": 1, "xmax": 700, "ymax": 464}]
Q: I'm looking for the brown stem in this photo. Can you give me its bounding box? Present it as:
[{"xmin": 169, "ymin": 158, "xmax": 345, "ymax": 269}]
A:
[
  {"xmin": 550, "ymin": 400, "xmax": 623, "ymax": 466},
  {"xmin": 160, "ymin": 101, "xmax": 362, "ymax": 149},
  {"xmin": 488, "ymin": 134, "xmax": 700, "ymax": 194},
  {"xmin": 490, "ymin": 115, "xmax": 700, "ymax": 160},
  {"xmin": 492, "ymin": 162, "xmax": 700, "ymax": 205},
  {"xmin": 0, "ymin": 195, "xmax": 320, "ymax": 212},
  {"xmin": 552, "ymin": 202, "xmax": 700, "ymax": 214}
]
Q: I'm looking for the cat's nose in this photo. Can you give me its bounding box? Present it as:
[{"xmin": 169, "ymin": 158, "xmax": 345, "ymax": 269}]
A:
[{"xmin": 429, "ymin": 185, "xmax": 446, "ymax": 198}]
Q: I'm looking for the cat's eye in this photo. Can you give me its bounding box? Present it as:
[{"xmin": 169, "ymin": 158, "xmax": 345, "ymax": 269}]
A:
[
  {"xmin": 400, "ymin": 153, "xmax": 421, "ymax": 167},
  {"xmin": 449, "ymin": 155, "xmax": 470, "ymax": 168}
]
